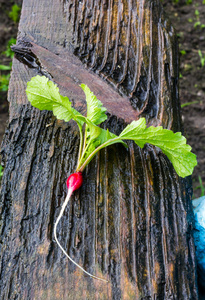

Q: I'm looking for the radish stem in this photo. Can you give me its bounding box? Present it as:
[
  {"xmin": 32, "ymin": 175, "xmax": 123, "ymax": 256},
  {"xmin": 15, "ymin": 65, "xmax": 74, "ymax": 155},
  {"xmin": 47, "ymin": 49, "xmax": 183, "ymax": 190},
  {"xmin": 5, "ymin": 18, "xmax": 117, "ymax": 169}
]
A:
[
  {"xmin": 77, "ymin": 125, "xmax": 84, "ymax": 168},
  {"xmin": 76, "ymin": 137, "xmax": 121, "ymax": 172}
]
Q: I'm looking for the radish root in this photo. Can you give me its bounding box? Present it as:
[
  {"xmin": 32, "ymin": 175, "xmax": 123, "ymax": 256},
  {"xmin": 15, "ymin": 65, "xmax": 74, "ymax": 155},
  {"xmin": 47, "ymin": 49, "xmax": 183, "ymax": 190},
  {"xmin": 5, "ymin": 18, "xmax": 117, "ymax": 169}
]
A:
[{"xmin": 54, "ymin": 190, "xmax": 108, "ymax": 283}]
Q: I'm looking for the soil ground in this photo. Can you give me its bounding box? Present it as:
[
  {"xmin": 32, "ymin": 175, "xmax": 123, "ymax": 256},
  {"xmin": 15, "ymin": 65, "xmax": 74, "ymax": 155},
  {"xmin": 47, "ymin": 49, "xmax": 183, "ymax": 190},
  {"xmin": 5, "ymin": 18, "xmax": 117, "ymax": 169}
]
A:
[
  {"xmin": 162, "ymin": 0, "xmax": 205, "ymax": 198},
  {"xmin": 0, "ymin": 0, "xmax": 22, "ymax": 164},
  {"xmin": 0, "ymin": 0, "xmax": 204, "ymax": 197}
]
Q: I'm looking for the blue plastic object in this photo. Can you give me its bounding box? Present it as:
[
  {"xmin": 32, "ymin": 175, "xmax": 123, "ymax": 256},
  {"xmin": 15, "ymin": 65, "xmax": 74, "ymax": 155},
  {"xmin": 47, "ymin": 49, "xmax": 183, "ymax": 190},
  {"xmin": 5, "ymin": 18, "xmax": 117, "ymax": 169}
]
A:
[{"xmin": 192, "ymin": 196, "xmax": 205, "ymax": 292}]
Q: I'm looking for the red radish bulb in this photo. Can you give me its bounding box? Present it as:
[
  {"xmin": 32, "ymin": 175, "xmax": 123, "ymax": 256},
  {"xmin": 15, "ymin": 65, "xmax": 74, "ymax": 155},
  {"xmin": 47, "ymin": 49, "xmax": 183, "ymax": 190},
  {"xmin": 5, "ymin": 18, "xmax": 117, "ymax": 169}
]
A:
[{"xmin": 66, "ymin": 172, "xmax": 83, "ymax": 192}]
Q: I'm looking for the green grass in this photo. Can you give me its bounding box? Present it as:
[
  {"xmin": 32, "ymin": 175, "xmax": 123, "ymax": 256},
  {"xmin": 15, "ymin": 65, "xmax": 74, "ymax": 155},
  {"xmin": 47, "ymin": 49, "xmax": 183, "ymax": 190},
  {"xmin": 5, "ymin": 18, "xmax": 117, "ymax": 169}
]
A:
[
  {"xmin": 0, "ymin": 165, "xmax": 3, "ymax": 179},
  {"xmin": 0, "ymin": 65, "xmax": 11, "ymax": 71},
  {"xmin": 0, "ymin": 38, "xmax": 16, "ymax": 92},
  {"xmin": 181, "ymin": 101, "xmax": 199, "ymax": 108},
  {"xmin": 198, "ymin": 50, "xmax": 205, "ymax": 67},
  {"xmin": 0, "ymin": 74, "xmax": 10, "ymax": 92},
  {"xmin": 194, "ymin": 176, "xmax": 205, "ymax": 198},
  {"xmin": 2, "ymin": 38, "xmax": 16, "ymax": 59},
  {"xmin": 180, "ymin": 50, "xmax": 186, "ymax": 55},
  {"xmin": 8, "ymin": 4, "xmax": 21, "ymax": 23}
]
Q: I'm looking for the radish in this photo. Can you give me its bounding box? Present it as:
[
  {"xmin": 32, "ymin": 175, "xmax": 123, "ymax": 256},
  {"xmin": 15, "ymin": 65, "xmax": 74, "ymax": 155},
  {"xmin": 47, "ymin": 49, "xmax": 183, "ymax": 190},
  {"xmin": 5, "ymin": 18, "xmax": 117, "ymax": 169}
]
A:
[
  {"xmin": 26, "ymin": 75, "xmax": 197, "ymax": 282},
  {"xmin": 54, "ymin": 172, "xmax": 108, "ymax": 282}
]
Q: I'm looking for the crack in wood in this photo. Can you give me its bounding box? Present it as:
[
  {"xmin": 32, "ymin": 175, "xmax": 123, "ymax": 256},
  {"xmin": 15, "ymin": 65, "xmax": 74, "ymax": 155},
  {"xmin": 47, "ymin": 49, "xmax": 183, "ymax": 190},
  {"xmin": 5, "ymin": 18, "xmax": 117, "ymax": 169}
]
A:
[
  {"xmin": 11, "ymin": 40, "xmax": 53, "ymax": 80},
  {"xmin": 11, "ymin": 37, "xmax": 141, "ymax": 124}
]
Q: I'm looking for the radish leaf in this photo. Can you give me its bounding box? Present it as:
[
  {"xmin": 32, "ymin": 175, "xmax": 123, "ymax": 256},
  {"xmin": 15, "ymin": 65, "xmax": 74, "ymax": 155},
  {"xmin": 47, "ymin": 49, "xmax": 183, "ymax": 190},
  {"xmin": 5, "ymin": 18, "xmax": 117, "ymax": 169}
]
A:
[
  {"xmin": 76, "ymin": 116, "xmax": 127, "ymax": 166},
  {"xmin": 82, "ymin": 117, "xmax": 127, "ymax": 147},
  {"xmin": 26, "ymin": 75, "xmax": 84, "ymax": 127},
  {"xmin": 26, "ymin": 75, "xmax": 197, "ymax": 177},
  {"xmin": 119, "ymin": 118, "xmax": 197, "ymax": 177},
  {"xmin": 81, "ymin": 84, "xmax": 107, "ymax": 125}
]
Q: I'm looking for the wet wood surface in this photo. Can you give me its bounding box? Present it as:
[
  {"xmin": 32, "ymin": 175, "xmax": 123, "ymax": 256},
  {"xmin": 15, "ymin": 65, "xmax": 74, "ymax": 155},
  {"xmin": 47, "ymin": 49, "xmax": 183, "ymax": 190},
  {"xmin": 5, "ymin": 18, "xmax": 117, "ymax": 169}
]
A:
[{"xmin": 0, "ymin": 0, "xmax": 198, "ymax": 299}]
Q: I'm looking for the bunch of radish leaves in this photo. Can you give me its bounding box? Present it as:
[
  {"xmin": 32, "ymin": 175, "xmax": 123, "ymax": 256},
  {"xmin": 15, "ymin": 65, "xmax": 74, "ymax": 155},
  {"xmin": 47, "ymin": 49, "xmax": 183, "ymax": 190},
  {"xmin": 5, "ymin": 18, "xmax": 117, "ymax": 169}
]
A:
[
  {"xmin": 26, "ymin": 75, "xmax": 197, "ymax": 178},
  {"xmin": 26, "ymin": 75, "xmax": 197, "ymax": 282}
]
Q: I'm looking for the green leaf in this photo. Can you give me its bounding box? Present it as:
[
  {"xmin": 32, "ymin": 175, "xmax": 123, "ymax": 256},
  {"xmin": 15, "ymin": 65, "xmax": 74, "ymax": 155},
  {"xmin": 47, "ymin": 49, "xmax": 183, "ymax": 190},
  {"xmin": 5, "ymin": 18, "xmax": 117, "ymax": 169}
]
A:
[
  {"xmin": 80, "ymin": 84, "xmax": 107, "ymax": 125},
  {"xmin": 2, "ymin": 38, "xmax": 16, "ymax": 59},
  {"xmin": 78, "ymin": 116, "xmax": 127, "ymax": 162},
  {"xmin": 194, "ymin": 21, "xmax": 201, "ymax": 28},
  {"xmin": 86, "ymin": 120, "xmax": 103, "ymax": 142},
  {"xmin": 91, "ymin": 126, "xmax": 127, "ymax": 149},
  {"xmin": 26, "ymin": 76, "xmax": 196, "ymax": 177},
  {"xmin": 83, "ymin": 128, "xmax": 125, "ymax": 163},
  {"xmin": 0, "ymin": 65, "xmax": 11, "ymax": 71},
  {"xmin": 181, "ymin": 101, "xmax": 199, "ymax": 108},
  {"xmin": 0, "ymin": 165, "xmax": 3, "ymax": 179},
  {"xmin": 87, "ymin": 119, "xmax": 126, "ymax": 147},
  {"xmin": 26, "ymin": 75, "xmax": 84, "ymax": 126},
  {"xmin": 119, "ymin": 118, "xmax": 197, "ymax": 178},
  {"xmin": 8, "ymin": 4, "xmax": 21, "ymax": 23},
  {"xmin": 76, "ymin": 123, "xmax": 127, "ymax": 172},
  {"xmin": 0, "ymin": 74, "xmax": 10, "ymax": 91}
]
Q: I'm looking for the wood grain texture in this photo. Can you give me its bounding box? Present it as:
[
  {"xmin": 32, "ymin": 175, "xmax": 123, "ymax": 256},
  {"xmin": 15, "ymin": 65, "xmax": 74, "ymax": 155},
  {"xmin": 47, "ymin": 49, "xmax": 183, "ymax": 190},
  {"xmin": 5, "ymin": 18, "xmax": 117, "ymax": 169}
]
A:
[
  {"xmin": 11, "ymin": 40, "xmax": 139, "ymax": 123},
  {"xmin": 0, "ymin": 0, "xmax": 198, "ymax": 299},
  {"xmin": 64, "ymin": 0, "xmax": 181, "ymax": 129}
]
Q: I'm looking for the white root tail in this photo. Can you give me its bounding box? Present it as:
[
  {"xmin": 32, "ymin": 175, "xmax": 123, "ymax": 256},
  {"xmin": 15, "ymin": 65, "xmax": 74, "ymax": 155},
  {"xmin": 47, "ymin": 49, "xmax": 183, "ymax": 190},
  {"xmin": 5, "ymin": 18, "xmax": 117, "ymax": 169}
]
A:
[{"xmin": 54, "ymin": 190, "xmax": 108, "ymax": 283}]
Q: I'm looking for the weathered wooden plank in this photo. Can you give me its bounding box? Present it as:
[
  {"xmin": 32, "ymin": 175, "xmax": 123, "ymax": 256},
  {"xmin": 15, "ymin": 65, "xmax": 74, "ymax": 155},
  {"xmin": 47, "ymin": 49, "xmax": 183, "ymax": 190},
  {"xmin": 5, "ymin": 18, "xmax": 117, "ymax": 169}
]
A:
[{"xmin": 0, "ymin": 0, "xmax": 198, "ymax": 299}]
